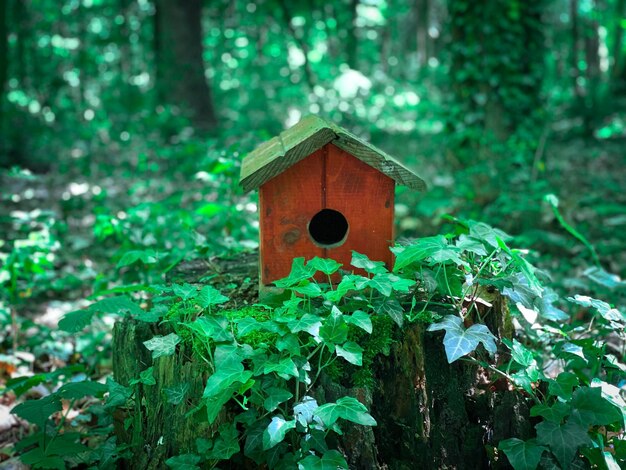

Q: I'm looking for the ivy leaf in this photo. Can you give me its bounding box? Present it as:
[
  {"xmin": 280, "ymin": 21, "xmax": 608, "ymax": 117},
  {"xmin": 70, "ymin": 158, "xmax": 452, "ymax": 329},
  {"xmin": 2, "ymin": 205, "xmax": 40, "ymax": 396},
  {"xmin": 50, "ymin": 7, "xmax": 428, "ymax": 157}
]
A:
[
  {"xmin": 499, "ymin": 438, "xmax": 547, "ymax": 470},
  {"xmin": 205, "ymin": 383, "xmax": 239, "ymax": 424},
  {"xmin": 324, "ymin": 276, "xmax": 356, "ymax": 302},
  {"xmin": 292, "ymin": 281, "xmax": 323, "ymax": 297},
  {"xmin": 307, "ymin": 257, "xmax": 342, "ymax": 275},
  {"xmin": 130, "ymin": 367, "xmax": 156, "ymax": 386},
  {"xmin": 276, "ymin": 334, "xmax": 300, "ymax": 356},
  {"xmin": 172, "ymin": 283, "xmax": 198, "ymax": 301},
  {"xmin": 287, "ymin": 313, "xmax": 322, "ymax": 336},
  {"xmin": 497, "ymin": 237, "xmax": 542, "ymax": 296},
  {"xmin": 105, "ymin": 378, "xmax": 132, "ymax": 409},
  {"xmin": 335, "ymin": 341, "xmax": 363, "ymax": 366},
  {"xmin": 530, "ymin": 402, "xmax": 570, "ymax": 423},
  {"xmin": 558, "ymin": 342, "xmax": 587, "ymax": 362},
  {"xmin": 12, "ymin": 395, "xmax": 61, "ymax": 428},
  {"xmin": 373, "ymin": 297, "xmax": 404, "ymax": 327},
  {"xmin": 367, "ymin": 274, "xmax": 393, "ymax": 296},
  {"xmin": 165, "ymin": 453, "xmax": 201, "ymax": 470},
  {"xmin": 567, "ymin": 295, "xmax": 625, "ymax": 325},
  {"xmin": 298, "ymin": 450, "xmax": 349, "ymax": 469},
  {"xmin": 393, "ymin": 236, "xmax": 465, "ymax": 271},
  {"xmin": 117, "ymin": 249, "xmax": 158, "ymax": 268},
  {"xmin": 274, "ymin": 258, "xmax": 316, "ymax": 287},
  {"xmin": 502, "ymin": 273, "xmax": 539, "ymax": 311},
  {"xmin": 197, "ymin": 286, "xmax": 229, "ymax": 308},
  {"xmin": 590, "ymin": 379, "xmax": 626, "ymax": 427},
  {"xmin": 214, "ymin": 344, "xmax": 246, "ymax": 369},
  {"xmin": 264, "ymin": 356, "xmax": 299, "ymax": 379},
  {"xmin": 456, "ymin": 234, "xmax": 488, "ymax": 256},
  {"xmin": 294, "ymin": 396, "xmax": 319, "ymax": 427},
  {"xmin": 165, "ymin": 383, "xmax": 190, "ymax": 405},
  {"xmin": 428, "ymin": 315, "xmax": 497, "ymax": 363},
  {"xmin": 314, "ymin": 397, "xmax": 377, "ymax": 427},
  {"xmin": 203, "ymin": 359, "xmax": 253, "ymax": 398},
  {"xmin": 243, "ymin": 420, "xmax": 266, "ymax": 459},
  {"xmin": 195, "ymin": 437, "xmax": 212, "ymax": 454},
  {"xmin": 548, "ymin": 372, "xmax": 579, "ymax": 400},
  {"xmin": 58, "ymin": 295, "xmax": 143, "ymax": 332},
  {"xmin": 304, "ymin": 429, "xmax": 328, "ymax": 454},
  {"xmin": 143, "ymin": 333, "xmax": 181, "ymax": 359},
  {"xmin": 237, "ymin": 317, "xmax": 261, "ymax": 336},
  {"xmin": 538, "ymin": 288, "xmax": 569, "ymax": 322},
  {"xmin": 56, "ymin": 380, "xmax": 107, "ymax": 399},
  {"xmin": 389, "ymin": 275, "xmax": 416, "ymax": 293},
  {"xmin": 58, "ymin": 309, "xmax": 95, "ymax": 333},
  {"xmin": 535, "ymin": 420, "xmax": 591, "ymax": 469},
  {"xmin": 351, "ymin": 251, "xmax": 387, "ymax": 274},
  {"xmin": 468, "ymin": 221, "xmax": 511, "ymax": 248},
  {"xmin": 19, "ymin": 449, "xmax": 66, "ymax": 469},
  {"xmin": 263, "ymin": 387, "xmax": 293, "ymax": 412},
  {"xmin": 345, "ymin": 310, "xmax": 372, "ymax": 334},
  {"xmin": 262, "ymin": 416, "xmax": 296, "ymax": 450},
  {"xmin": 570, "ymin": 386, "xmax": 622, "ymax": 426},
  {"xmin": 185, "ymin": 316, "xmax": 233, "ymax": 342},
  {"xmin": 583, "ymin": 267, "xmax": 626, "ymax": 290},
  {"xmin": 319, "ymin": 307, "xmax": 349, "ymax": 344},
  {"xmin": 504, "ymin": 339, "xmax": 534, "ymax": 367},
  {"xmin": 207, "ymin": 423, "xmax": 239, "ymax": 460}
]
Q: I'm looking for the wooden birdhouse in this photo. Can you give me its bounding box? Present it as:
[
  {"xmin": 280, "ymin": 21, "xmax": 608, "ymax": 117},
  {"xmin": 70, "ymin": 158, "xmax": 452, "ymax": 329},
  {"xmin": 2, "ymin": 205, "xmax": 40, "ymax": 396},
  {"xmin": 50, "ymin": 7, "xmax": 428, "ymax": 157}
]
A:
[{"xmin": 240, "ymin": 115, "xmax": 425, "ymax": 287}]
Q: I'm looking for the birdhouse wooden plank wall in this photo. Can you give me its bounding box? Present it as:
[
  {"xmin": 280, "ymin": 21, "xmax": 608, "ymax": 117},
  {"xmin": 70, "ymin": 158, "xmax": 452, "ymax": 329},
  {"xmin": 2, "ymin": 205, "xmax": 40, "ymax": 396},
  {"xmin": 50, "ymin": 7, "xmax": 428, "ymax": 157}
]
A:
[{"xmin": 240, "ymin": 115, "xmax": 425, "ymax": 287}]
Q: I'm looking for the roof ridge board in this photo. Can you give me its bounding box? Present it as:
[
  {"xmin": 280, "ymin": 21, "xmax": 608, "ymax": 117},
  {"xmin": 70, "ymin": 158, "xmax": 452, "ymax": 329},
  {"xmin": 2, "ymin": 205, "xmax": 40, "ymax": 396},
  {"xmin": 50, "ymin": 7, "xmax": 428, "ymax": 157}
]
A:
[
  {"xmin": 239, "ymin": 124, "xmax": 336, "ymax": 192},
  {"xmin": 240, "ymin": 115, "xmax": 426, "ymax": 192}
]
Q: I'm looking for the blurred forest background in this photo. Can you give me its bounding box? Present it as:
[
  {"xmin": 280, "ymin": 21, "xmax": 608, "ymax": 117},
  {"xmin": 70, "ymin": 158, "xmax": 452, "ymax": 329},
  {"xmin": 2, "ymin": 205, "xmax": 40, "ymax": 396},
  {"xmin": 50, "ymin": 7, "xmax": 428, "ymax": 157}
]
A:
[
  {"xmin": 2, "ymin": 0, "xmax": 626, "ymax": 262},
  {"xmin": 1, "ymin": 0, "xmax": 626, "ymax": 467}
]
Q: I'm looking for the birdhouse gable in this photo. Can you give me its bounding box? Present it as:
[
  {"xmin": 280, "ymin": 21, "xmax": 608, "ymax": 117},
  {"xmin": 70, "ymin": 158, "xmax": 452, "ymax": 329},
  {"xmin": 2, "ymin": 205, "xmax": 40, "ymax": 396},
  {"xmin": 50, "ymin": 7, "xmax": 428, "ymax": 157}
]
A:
[{"xmin": 240, "ymin": 115, "xmax": 426, "ymax": 192}]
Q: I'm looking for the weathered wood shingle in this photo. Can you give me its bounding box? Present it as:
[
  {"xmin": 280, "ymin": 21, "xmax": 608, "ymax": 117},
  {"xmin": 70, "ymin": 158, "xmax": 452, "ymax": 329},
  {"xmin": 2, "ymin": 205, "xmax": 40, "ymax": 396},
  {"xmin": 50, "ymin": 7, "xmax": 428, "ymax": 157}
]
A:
[{"xmin": 240, "ymin": 115, "xmax": 426, "ymax": 192}]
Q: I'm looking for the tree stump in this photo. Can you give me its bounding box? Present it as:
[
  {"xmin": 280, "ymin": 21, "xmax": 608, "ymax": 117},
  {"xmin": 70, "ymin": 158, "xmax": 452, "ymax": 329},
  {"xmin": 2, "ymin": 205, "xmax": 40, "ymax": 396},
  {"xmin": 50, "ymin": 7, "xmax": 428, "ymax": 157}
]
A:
[{"xmin": 111, "ymin": 253, "xmax": 531, "ymax": 469}]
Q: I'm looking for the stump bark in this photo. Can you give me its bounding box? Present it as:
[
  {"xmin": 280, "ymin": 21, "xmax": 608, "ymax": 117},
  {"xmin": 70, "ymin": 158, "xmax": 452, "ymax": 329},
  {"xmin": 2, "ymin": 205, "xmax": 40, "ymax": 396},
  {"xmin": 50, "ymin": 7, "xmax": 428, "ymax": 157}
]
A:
[{"xmin": 112, "ymin": 254, "xmax": 531, "ymax": 469}]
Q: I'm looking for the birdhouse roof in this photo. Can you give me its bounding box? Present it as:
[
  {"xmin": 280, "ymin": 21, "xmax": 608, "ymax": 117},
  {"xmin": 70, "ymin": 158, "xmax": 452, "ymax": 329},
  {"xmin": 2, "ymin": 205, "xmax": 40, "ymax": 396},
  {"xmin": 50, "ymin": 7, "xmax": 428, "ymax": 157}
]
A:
[{"xmin": 239, "ymin": 115, "xmax": 426, "ymax": 193}]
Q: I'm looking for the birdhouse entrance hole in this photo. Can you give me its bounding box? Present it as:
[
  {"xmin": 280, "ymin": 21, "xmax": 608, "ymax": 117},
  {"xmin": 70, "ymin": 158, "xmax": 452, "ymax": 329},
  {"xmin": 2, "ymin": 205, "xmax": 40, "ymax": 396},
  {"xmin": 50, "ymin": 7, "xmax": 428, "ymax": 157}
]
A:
[{"xmin": 308, "ymin": 209, "xmax": 349, "ymax": 247}]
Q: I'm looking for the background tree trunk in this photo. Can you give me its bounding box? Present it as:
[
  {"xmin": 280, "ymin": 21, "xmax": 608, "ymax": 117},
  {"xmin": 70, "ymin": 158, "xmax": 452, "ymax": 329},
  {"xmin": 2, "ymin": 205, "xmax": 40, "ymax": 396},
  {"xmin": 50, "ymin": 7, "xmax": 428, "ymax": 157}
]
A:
[
  {"xmin": 155, "ymin": 0, "xmax": 217, "ymax": 130},
  {"xmin": 345, "ymin": 0, "xmax": 359, "ymax": 69},
  {"xmin": 0, "ymin": 0, "xmax": 7, "ymax": 101},
  {"xmin": 415, "ymin": 0, "xmax": 430, "ymax": 67},
  {"xmin": 610, "ymin": 0, "xmax": 625, "ymax": 92},
  {"xmin": 0, "ymin": 0, "xmax": 7, "ymax": 156}
]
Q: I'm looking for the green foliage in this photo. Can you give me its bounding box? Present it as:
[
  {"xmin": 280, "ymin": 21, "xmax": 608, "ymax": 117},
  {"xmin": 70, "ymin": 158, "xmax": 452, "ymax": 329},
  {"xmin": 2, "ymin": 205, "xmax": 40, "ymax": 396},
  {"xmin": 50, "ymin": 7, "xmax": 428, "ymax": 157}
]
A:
[
  {"xmin": 427, "ymin": 315, "xmax": 497, "ymax": 362},
  {"xmin": 1, "ymin": 0, "xmax": 625, "ymax": 467}
]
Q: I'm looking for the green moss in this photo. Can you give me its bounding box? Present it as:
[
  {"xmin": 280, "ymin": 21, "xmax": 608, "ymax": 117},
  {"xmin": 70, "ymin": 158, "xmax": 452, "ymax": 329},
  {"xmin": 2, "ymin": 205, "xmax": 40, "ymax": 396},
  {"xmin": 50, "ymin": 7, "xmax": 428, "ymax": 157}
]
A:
[
  {"xmin": 223, "ymin": 306, "xmax": 271, "ymax": 322},
  {"xmin": 223, "ymin": 306, "xmax": 278, "ymax": 347},
  {"xmin": 349, "ymin": 315, "xmax": 395, "ymax": 388}
]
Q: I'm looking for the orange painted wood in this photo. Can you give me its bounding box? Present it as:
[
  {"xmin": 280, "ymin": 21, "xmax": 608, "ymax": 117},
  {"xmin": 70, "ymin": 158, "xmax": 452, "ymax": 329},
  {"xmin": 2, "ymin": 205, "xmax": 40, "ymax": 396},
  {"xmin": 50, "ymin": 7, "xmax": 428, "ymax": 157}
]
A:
[
  {"xmin": 324, "ymin": 144, "xmax": 395, "ymax": 272},
  {"xmin": 259, "ymin": 143, "xmax": 395, "ymax": 286},
  {"xmin": 259, "ymin": 148, "xmax": 324, "ymax": 284}
]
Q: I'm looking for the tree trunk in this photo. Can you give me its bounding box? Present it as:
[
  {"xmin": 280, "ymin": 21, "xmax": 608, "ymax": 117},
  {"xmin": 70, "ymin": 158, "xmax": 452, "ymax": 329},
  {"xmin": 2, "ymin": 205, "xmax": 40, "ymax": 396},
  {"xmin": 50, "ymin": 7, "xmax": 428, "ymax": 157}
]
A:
[
  {"xmin": 111, "ymin": 256, "xmax": 530, "ymax": 469},
  {"xmin": 0, "ymin": 0, "xmax": 7, "ymax": 157},
  {"xmin": 277, "ymin": 0, "xmax": 315, "ymax": 89},
  {"xmin": 112, "ymin": 320, "xmax": 217, "ymax": 470},
  {"xmin": 415, "ymin": 0, "xmax": 430, "ymax": 67},
  {"xmin": 570, "ymin": 0, "xmax": 585, "ymax": 101},
  {"xmin": 610, "ymin": 0, "xmax": 625, "ymax": 91},
  {"xmin": 445, "ymin": 0, "xmax": 545, "ymax": 175},
  {"xmin": 155, "ymin": 0, "xmax": 217, "ymax": 130},
  {"xmin": 345, "ymin": 0, "xmax": 359, "ymax": 69},
  {"xmin": 0, "ymin": 0, "xmax": 7, "ymax": 100}
]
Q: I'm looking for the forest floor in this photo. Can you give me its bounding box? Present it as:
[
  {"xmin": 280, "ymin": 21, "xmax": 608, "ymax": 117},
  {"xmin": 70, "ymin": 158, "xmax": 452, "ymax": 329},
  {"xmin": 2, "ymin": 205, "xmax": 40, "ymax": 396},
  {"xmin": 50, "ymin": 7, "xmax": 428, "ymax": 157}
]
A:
[{"xmin": 1, "ymin": 120, "xmax": 625, "ymax": 463}]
